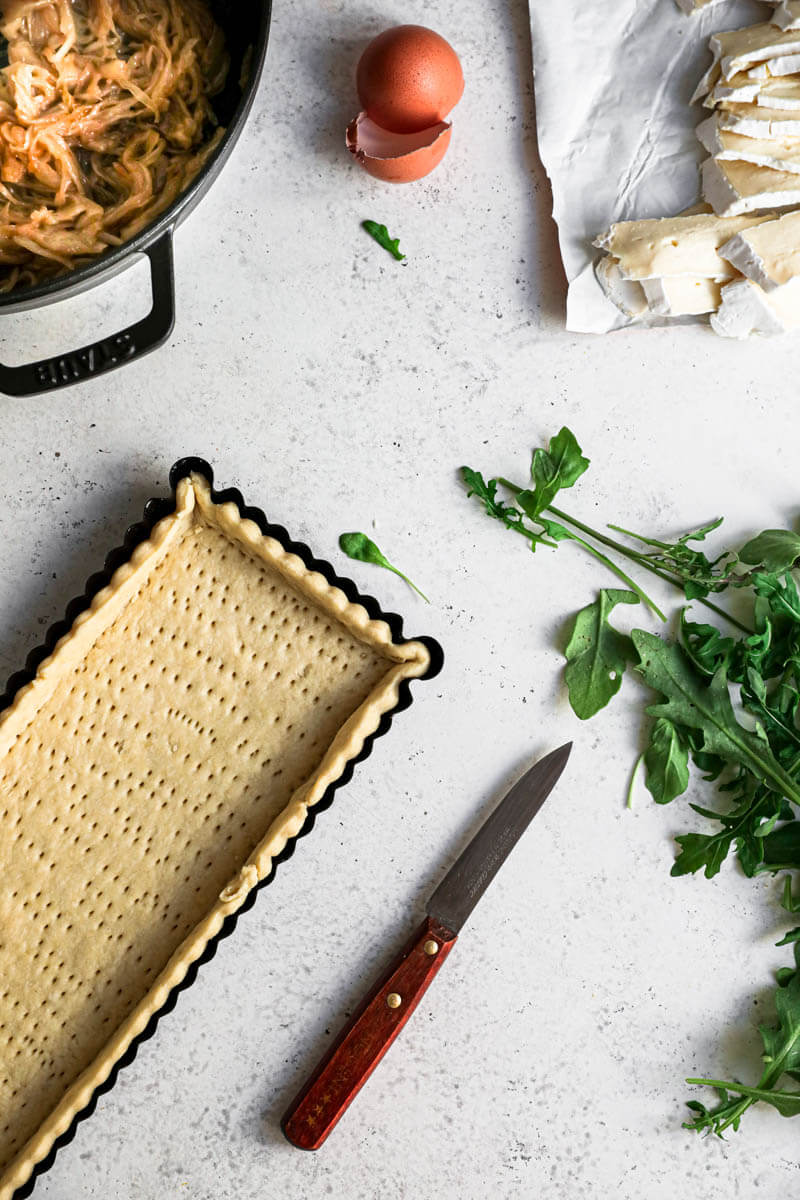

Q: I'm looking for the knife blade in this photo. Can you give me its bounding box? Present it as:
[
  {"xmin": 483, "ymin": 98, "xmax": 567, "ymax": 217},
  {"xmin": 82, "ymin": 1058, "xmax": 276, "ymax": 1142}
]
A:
[{"xmin": 281, "ymin": 742, "xmax": 572, "ymax": 1151}]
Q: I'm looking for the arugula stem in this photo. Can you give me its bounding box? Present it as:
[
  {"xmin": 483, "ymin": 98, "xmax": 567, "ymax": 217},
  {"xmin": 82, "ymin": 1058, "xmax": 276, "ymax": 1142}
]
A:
[
  {"xmin": 389, "ymin": 566, "xmax": 430, "ymax": 603},
  {"xmin": 549, "ymin": 505, "xmax": 752, "ymax": 634},
  {"xmin": 555, "ymin": 530, "xmax": 667, "ymax": 622},
  {"xmin": 627, "ymin": 754, "xmax": 643, "ymax": 810},
  {"xmin": 496, "ymin": 479, "xmax": 753, "ymax": 635}
]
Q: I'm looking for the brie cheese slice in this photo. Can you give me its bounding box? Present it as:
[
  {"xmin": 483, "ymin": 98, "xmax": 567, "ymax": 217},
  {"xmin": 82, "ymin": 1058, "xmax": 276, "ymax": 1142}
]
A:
[
  {"xmin": 755, "ymin": 78, "xmax": 800, "ymax": 109},
  {"xmin": 699, "ymin": 124, "xmax": 800, "ymax": 172},
  {"xmin": 706, "ymin": 72, "xmax": 762, "ymax": 108},
  {"xmin": 746, "ymin": 52, "xmax": 800, "ymax": 77},
  {"xmin": 711, "ymin": 23, "xmax": 800, "ymax": 81},
  {"xmin": 703, "ymin": 156, "xmax": 800, "ymax": 212},
  {"xmin": 641, "ymin": 275, "xmax": 723, "ymax": 315},
  {"xmin": 718, "ymin": 208, "xmax": 800, "ymax": 288},
  {"xmin": 711, "ymin": 275, "xmax": 800, "ymax": 335},
  {"xmin": 595, "ymin": 212, "xmax": 772, "ymax": 280},
  {"xmin": 708, "ymin": 74, "xmax": 800, "ymax": 111},
  {"xmin": 718, "ymin": 100, "xmax": 800, "ymax": 137}
]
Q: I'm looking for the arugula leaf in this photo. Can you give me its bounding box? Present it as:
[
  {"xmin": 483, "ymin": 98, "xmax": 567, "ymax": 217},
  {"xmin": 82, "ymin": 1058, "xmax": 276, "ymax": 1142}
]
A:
[
  {"xmin": 461, "ymin": 468, "xmax": 555, "ymax": 549},
  {"xmin": 463, "ymin": 426, "xmax": 800, "ymax": 1133},
  {"xmin": 632, "ymin": 631, "xmax": 800, "ymax": 809},
  {"xmin": 687, "ymin": 943, "xmax": 800, "ymax": 1133},
  {"xmin": 361, "ymin": 219, "xmax": 406, "ymax": 261},
  {"xmin": 680, "ymin": 613, "xmax": 736, "ymax": 678},
  {"xmin": 564, "ymin": 590, "xmax": 638, "ymax": 720},
  {"xmin": 338, "ymin": 532, "xmax": 428, "ymax": 601},
  {"xmin": 740, "ymin": 530, "xmax": 800, "ymax": 574},
  {"xmin": 520, "ymin": 426, "xmax": 590, "ymax": 523},
  {"xmin": 644, "ymin": 718, "xmax": 689, "ymax": 805},
  {"xmin": 672, "ymin": 785, "xmax": 777, "ymax": 879}
]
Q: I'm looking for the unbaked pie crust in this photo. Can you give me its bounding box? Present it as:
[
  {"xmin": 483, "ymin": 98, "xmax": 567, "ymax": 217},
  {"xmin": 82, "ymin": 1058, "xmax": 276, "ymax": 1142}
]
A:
[{"xmin": 0, "ymin": 471, "xmax": 432, "ymax": 1198}]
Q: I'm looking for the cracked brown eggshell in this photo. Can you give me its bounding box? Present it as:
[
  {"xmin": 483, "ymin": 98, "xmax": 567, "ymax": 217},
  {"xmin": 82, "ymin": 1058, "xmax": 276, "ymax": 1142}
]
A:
[{"xmin": 346, "ymin": 114, "xmax": 452, "ymax": 183}]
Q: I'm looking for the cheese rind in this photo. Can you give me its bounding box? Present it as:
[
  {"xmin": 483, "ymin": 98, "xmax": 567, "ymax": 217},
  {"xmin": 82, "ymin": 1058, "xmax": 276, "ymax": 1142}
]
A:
[
  {"xmin": 711, "ymin": 275, "xmax": 800, "ymax": 335},
  {"xmin": 703, "ymin": 156, "xmax": 800, "ymax": 213},
  {"xmin": 718, "ymin": 208, "xmax": 800, "ymax": 288},
  {"xmin": 595, "ymin": 212, "xmax": 773, "ymax": 280},
  {"xmin": 595, "ymin": 257, "xmax": 647, "ymax": 319}
]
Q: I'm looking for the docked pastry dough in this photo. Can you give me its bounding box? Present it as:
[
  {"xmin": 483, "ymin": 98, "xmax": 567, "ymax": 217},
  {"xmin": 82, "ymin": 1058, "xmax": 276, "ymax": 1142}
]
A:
[{"xmin": 0, "ymin": 473, "xmax": 432, "ymax": 1200}]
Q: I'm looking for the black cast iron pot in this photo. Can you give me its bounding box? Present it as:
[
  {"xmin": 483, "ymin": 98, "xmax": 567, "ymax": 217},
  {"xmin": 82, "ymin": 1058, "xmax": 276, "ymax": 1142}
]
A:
[{"xmin": 0, "ymin": 0, "xmax": 271, "ymax": 398}]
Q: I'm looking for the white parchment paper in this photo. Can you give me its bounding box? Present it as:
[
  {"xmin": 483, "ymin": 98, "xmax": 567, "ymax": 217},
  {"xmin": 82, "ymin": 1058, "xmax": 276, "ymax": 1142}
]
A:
[{"xmin": 529, "ymin": 0, "xmax": 757, "ymax": 332}]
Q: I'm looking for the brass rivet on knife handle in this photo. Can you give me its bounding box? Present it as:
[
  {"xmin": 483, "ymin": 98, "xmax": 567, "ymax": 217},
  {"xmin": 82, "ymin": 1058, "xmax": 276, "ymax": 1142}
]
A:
[
  {"xmin": 423, "ymin": 940, "xmax": 439, "ymax": 956},
  {"xmin": 386, "ymin": 992, "xmax": 402, "ymax": 1009}
]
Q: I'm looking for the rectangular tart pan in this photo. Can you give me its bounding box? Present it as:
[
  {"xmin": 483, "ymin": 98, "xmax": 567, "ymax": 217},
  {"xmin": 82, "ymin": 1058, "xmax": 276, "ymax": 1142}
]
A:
[{"xmin": 0, "ymin": 458, "xmax": 442, "ymax": 1199}]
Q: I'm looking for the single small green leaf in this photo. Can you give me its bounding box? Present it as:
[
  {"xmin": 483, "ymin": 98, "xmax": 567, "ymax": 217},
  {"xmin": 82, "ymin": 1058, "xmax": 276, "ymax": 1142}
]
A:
[
  {"xmin": 361, "ymin": 219, "xmax": 406, "ymax": 261},
  {"xmin": 740, "ymin": 530, "xmax": 800, "ymax": 573},
  {"xmin": 776, "ymin": 928, "xmax": 800, "ymax": 947},
  {"xmin": 564, "ymin": 589, "xmax": 638, "ymax": 720},
  {"xmin": 644, "ymin": 717, "xmax": 690, "ymax": 805},
  {"xmin": 678, "ymin": 517, "xmax": 725, "ymax": 545},
  {"xmin": 672, "ymin": 830, "xmax": 732, "ymax": 879},
  {"xmin": 525, "ymin": 427, "xmax": 589, "ymax": 521},
  {"xmin": 338, "ymin": 532, "xmax": 429, "ymax": 602},
  {"xmin": 538, "ymin": 517, "xmax": 575, "ymax": 543}
]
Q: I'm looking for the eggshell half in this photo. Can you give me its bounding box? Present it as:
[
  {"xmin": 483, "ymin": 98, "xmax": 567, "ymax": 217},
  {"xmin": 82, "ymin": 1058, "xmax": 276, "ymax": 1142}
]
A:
[{"xmin": 346, "ymin": 113, "xmax": 452, "ymax": 183}]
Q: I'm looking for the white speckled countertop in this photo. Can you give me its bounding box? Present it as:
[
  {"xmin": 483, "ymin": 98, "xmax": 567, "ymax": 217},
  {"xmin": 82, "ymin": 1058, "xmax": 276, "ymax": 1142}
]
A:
[{"xmin": 2, "ymin": 0, "xmax": 800, "ymax": 1196}]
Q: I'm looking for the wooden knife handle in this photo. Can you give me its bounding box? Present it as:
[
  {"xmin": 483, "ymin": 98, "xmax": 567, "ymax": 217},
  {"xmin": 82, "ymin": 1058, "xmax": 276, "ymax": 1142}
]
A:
[{"xmin": 281, "ymin": 915, "xmax": 458, "ymax": 1149}]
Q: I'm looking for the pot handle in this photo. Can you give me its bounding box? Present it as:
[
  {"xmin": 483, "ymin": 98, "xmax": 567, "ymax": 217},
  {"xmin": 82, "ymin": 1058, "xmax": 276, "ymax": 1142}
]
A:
[{"xmin": 0, "ymin": 230, "xmax": 176, "ymax": 398}]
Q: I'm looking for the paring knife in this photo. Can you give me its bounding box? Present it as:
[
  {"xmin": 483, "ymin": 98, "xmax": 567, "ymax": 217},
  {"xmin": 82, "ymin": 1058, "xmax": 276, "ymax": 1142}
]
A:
[{"xmin": 281, "ymin": 742, "xmax": 572, "ymax": 1150}]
